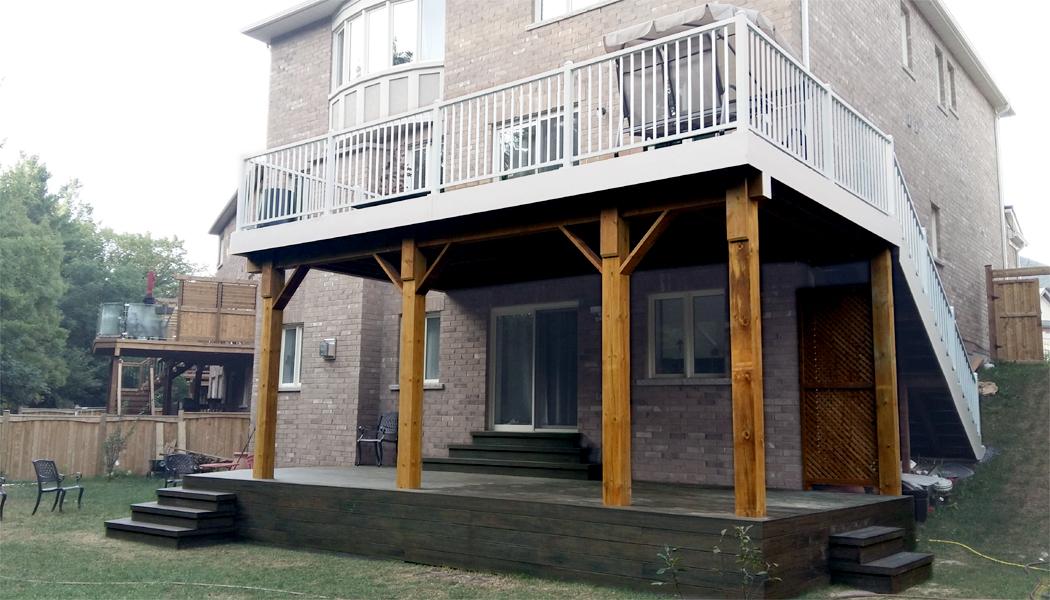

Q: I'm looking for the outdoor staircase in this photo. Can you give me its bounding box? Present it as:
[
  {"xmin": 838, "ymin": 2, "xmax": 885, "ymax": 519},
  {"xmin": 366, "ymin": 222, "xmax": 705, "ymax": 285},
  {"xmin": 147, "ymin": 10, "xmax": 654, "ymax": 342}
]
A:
[
  {"xmin": 423, "ymin": 431, "xmax": 601, "ymax": 480},
  {"xmin": 104, "ymin": 487, "xmax": 237, "ymax": 549},
  {"xmin": 829, "ymin": 526, "xmax": 933, "ymax": 594}
]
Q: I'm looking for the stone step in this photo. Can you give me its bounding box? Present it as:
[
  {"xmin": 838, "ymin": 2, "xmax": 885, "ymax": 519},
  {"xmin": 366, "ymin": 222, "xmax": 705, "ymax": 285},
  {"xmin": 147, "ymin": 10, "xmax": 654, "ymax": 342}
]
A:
[
  {"xmin": 104, "ymin": 517, "xmax": 234, "ymax": 549},
  {"xmin": 830, "ymin": 552, "xmax": 934, "ymax": 595},
  {"xmin": 129, "ymin": 501, "xmax": 236, "ymax": 530},
  {"xmin": 447, "ymin": 444, "xmax": 588, "ymax": 463},
  {"xmin": 469, "ymin": 431, "xmax": 579, "ymax": 449},
  {"xmin": 423, "ymin": 457, "xmax": 601, "ymax": 480},
  {"xmin": 829, "ymin": 526, "xmax": 905, "ymax": 564},
  {"xmin": 155, "ymin": 487, "xmax": 236, "ymax": 512}
]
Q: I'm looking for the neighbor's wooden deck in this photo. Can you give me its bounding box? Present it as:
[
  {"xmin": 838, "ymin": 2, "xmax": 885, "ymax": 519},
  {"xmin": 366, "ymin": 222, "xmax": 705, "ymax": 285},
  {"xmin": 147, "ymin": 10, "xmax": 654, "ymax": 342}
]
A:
[{"xmin": 186, "ymin": 467, "xmax": 914, "ymax": 598}]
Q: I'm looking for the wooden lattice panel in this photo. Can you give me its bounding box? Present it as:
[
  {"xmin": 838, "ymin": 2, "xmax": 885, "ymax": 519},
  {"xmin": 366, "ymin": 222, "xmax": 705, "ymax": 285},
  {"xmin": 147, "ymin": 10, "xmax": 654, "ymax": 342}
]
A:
[{"xmin": 798, "ymin": 286, "xmax": 879, "ymax": 489}]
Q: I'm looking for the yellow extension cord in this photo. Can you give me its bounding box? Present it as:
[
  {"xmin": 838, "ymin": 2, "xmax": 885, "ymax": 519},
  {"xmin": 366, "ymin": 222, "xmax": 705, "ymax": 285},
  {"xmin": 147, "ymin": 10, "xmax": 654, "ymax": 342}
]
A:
[{"xmin": 928, "ymin": 539, "xmax": 1050, "ymax": 572}]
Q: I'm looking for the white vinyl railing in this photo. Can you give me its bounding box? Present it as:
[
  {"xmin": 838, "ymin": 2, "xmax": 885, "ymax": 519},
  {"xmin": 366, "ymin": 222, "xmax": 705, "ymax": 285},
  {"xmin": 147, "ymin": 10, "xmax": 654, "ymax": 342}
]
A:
[
  {"xmin": 237, "ymin": 13, "xmax": 979, "ymax": 435},
  {"xmin": 894, "ymin": 161, "xmax": 981, "ymax": 433}
]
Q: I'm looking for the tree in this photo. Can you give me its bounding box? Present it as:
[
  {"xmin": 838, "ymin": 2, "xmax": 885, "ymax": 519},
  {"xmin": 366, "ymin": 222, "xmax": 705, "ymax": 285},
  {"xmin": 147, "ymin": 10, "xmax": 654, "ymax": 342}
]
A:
[{"xmin": 0, "ymin": 155, "xmax": 70, "ymax": 409}]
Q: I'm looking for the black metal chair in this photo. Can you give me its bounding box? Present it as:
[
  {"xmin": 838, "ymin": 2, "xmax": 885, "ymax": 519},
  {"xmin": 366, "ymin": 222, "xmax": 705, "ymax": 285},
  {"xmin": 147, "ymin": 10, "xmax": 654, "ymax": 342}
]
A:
[
  {"xmin": 0, "ymin": 475, "xmax": 7, "ymax": 520},
  {"xmin": 163, "ymin": 453, "xmax": 198, "ymax": 488},
  {"xmin": 356, "ymin": 412, "xmax": 399, "ymax": 466},
  {"xmin": 32, "ymin": 459, "xmax": 84, "ymax": 515}
]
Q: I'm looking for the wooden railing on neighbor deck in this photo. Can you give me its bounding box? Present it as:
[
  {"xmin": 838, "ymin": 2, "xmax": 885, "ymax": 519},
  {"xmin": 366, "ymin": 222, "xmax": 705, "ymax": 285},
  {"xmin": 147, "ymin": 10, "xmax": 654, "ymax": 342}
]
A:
[{"xmin": 0, "ymin": 411, "xmax": 250, "ymax": 481}]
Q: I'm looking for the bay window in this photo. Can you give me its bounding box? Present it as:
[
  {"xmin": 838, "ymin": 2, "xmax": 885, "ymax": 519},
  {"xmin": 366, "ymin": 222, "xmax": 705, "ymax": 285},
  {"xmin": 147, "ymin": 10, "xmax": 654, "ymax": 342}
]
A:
[{"xmin": 332, "ymin": 0, "xmax": 445, "ymax": 89}]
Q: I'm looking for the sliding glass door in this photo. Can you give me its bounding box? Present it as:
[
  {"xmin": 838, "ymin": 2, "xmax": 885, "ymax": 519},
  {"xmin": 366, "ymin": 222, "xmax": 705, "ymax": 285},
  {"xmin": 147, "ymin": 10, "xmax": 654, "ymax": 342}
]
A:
[{"xmin": 492, "ymin": 304, "xmax": 578, "ymax": 431}]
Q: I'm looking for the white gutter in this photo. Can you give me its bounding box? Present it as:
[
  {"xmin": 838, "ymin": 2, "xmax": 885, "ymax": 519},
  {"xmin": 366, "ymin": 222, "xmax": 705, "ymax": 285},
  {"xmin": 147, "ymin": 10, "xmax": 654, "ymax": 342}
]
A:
[
  {"xmin": 914, "ymin": 1, "xmax": 1013, "ymax": 116},
  {"xmin": 242, "ymin": 0, "xmax": 344, "ymax": 44}
]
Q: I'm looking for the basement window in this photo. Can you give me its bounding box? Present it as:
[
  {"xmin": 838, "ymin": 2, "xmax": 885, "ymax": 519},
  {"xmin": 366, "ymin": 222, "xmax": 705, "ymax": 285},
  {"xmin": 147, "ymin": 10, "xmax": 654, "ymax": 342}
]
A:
[
  {"xmin": 279, "ymin": 324, "xmax": 303, "ymax": 390},
  {"xmin": 648, "ymin": 290, "xmax": 728, "ymax": 378}
]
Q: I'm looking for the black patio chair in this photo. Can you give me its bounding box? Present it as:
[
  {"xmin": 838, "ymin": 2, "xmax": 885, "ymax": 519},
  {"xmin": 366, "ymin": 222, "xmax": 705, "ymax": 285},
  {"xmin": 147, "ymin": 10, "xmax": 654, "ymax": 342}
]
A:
[
  {"xmin": 32, "ymin": 459, "xmax": 84, "ymax": 515},
  {"xmin": 163, "ymin": 453, "xmax": 199, "ymax": 488},
  {"xmin": 356, "ymin": 412, "xmax": 399, "ymax": 466},
  {"xmin": 0, "ymin": 475, "xmax": 7, "ymax": 520}
]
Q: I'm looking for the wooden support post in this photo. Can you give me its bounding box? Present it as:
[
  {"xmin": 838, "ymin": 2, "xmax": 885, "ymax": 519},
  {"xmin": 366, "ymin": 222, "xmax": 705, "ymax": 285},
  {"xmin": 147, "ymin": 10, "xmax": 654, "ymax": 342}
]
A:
[
  {"xmin": 107, "ymin": 352, "xmax": 120, "ymax": 414},
  {"xmin": 162, "ymin": 362, "xmax": 173, "ymax": 416},
  {"xmin": 397, "ymin": 239, "xmax": 427, "ymax": 489},
  {"xmin": 985, "ymin": 264, "xmax": 998, "ymax": 362},
  {"xmin": 253, "ymin": 263, "xmax": 285, "ymax": 479},
  {"xmin": 600, "ymin": 208, "xmax": 631, "ymax": 506},
  {"xmin": 192, "ymin": 364, "xmax": 205, "ymax": 408},
  {"xmin": 727, "ymin": 179, "xmax": 766, "ymax": 517},
  {"xmin": 872, "ymin": 249, "xmax": 902, "ymax": 496},
  {"xmin": 116, "ymin": 356, "xmax": 124, "ymax": 415}
]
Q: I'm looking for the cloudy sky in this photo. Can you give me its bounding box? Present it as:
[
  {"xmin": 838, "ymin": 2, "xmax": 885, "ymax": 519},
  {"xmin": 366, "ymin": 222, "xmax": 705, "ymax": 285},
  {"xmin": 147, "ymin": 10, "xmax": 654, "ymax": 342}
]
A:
[{"xmin": 1, "ymin": 0, "xmax": 1046, "ymax": 271}]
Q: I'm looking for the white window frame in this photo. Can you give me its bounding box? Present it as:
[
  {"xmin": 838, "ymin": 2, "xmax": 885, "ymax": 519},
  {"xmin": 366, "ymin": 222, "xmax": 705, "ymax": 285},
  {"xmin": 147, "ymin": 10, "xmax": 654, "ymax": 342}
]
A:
[
  {"xmin": 647, "ymin": 289, "xmax": 728, "ymax": 379},
  {"xmin": 488, "ymin": 301, "xmax": 579, "ymax": 432},
  {"xmin": 946, "ymin": 61, "xmax": 957, "ymax": 112},
  {"xmin": 424, "ymin": 312, "xmax": 440, "ymax": 382},
  {"xmin": 279, "ymin": 324, "xmax": 303, "ymax": 391},
  {"xmin": 900, "ymin": 3, "xmax": 912, "ymax": 70},
  {"xmin": 935, "ymin": 47, "xmax": 946, "ymax": 107},
  {"xmin": 332, "ymin": 0, "xmax": 444, "ymax": 91},
  {"xmin": 535, "ymin": 0, "xmax": 609, "ymax": 23}
]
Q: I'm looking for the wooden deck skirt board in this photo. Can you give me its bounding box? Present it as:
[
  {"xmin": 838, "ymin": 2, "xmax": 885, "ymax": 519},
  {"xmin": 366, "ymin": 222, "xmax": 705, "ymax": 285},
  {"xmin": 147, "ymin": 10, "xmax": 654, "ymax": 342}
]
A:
[{"xmin": 186, "ymin": 467, "xmax": 913, "ymax": 599}]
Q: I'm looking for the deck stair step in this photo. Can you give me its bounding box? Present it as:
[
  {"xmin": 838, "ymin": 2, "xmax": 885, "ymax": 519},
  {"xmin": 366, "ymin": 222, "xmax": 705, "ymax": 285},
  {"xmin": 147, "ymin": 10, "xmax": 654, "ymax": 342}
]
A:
[
  {"xmin": 828, "ymin": 526, "xmax": 932, "ymax": 594},
  {"xmin": 105, "ymin": 487, "xmax": 237, "ymax": 549},
  {"xmin": 424, "ymin": 432, "xmax": 600, "ymax": 480}
]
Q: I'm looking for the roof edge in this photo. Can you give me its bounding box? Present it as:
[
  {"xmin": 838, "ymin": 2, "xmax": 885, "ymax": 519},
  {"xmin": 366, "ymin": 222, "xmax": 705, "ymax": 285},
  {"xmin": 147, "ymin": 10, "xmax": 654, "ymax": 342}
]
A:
[
  {"xmin": 210, "ymin": 193, "xmax": 239, "ymax": 236},
  {"xmin": 242, "ymin": 0, "xmax": 344, "ymax": 44},
  {"xmin": 914, "ymin": 0, "xmax": 1013, "ymax": 117}
]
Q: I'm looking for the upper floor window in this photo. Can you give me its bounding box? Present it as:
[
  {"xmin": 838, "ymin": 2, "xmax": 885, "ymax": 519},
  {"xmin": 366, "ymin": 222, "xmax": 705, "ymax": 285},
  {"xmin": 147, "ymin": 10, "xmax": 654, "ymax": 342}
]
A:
[
  {"xmin": 333, "ymin": 0, "xmax": 445, "ymax": 90},
  {"xmin": 935, "ymin": 47, "xmax": 956, "ymax": 112},
  {"xmin": 649, "ymin": 290, "xmax": 727, "ymax": 378},
  {"xmin": 900, "ymin": 3, "xmax": 912, "ymax": 70},
  {"xmin": 538, "ymin": 0, "xmax": 604, "ymax": 21}
]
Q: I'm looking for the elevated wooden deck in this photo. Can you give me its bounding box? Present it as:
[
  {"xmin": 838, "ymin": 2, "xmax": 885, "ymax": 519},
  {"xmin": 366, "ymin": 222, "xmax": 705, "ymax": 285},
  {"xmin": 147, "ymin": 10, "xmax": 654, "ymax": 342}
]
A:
[{"xmin": 186, "ymin": 467, "xmax": 914, "ymax": 598}]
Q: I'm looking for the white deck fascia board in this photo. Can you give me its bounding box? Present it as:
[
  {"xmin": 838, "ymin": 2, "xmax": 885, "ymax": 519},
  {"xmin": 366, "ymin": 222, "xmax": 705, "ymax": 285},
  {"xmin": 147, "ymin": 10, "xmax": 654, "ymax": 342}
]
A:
[
  {"xmin": 231, "ymin": 132, "xmax": 750, "ymax": 255},
  {"xmin": 743, "ymin": 131, "xmax": 901, "ymax": 246}
]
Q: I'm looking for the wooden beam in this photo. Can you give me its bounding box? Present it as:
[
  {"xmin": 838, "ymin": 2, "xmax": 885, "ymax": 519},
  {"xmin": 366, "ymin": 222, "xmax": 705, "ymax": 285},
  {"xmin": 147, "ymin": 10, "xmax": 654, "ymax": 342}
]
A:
[
  {"xmin": 417, "ymin": 243, "xmax": 452, "ymax": 296},
  {"xmin": 872, "ymin": 248, "xmax": 902, "ymax": 496},
  {"xmin": 726, "ymin": 179, "xmax": 766, "ymax": 518},
  {"xmin": 397, "ymin": 239, "xmax": 427, "ymax": 490},
  {"xmin": 421, "ymin": 215, "xmax": 599, "ymax": 247},
  {"xmin": 620, "ymin": 196, "xmax": 722, "ymax": 218},
  {"xmin": 275, "ymin": 246, "xmax": 401, "ymax": 270},
  {"xmin": 559, "ymin": 226, "xmax": 602, "ymax": 272},
  {"xmin": 985, "ymin": 265, "xmax": 998, "ymax": 362},
  {"xmin": 600, "ymin": 208, "xmax": 631, "ymax": 507},
  {"xmin": 273, "ymin": 266, "xmax": 310, "ymax": 311},
  {"xmin": 374, "ymin": 253, "xmax": 404, "ymax": 292},
  {"xmin": 620, "ymin": 210, "xmax": 677, "ymax": 276},
  {"xmin": 991, "ymin": 266, "xmax": 1050, "ymax": 279},
  {"xmin": 246, "ymin": 258, "xmax": 263, "ymax": 274},
  {"xmin": 253, "ymin": 262, "xmax": 285, "ymax": 479}
]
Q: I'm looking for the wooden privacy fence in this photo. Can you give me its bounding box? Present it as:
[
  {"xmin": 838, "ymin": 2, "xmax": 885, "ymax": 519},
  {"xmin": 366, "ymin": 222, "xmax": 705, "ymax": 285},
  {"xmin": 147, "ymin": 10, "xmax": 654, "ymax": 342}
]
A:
[
  {"xmin": 0, "ymin": 411, "xmax": 249, "ymax": 481},
  {"xmin": 986, "ymin": 265, "xmax": 1050, "ymax": 364}
]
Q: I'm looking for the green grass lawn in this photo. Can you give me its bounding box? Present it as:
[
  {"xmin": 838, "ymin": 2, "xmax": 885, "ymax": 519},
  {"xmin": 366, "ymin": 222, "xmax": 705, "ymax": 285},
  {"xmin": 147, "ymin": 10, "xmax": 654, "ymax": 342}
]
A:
[
  {"xmin": 800, "ymin": 361, "xmax": 1050, "ymax": 599},
  {"xmin": 0, "ymin": 476, "xmax": 658, "ymax": 599}
]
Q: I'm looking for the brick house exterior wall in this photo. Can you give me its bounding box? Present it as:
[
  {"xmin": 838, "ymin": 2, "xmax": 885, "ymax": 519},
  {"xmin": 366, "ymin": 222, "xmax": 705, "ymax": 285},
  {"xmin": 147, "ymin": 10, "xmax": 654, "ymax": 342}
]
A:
[{"xmin": 222, "ymin": 0, "xmax": 1005, "ymax": 482}]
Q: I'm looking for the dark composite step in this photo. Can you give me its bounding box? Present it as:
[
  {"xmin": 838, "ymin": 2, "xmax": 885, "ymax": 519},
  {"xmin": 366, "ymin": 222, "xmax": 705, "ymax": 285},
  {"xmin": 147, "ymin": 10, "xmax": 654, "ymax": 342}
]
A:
[
  {"xmin": 104, "ymin": 517, "xmax": 234, "ymax": 549},
  {"xmin": 829, "ymin": 526, "xmax": 932, "ymax": 594},
  {"xmin": 829, "ymin": 525, "xmax": 905, "ymax": 563},
  {"xmin": 830, "ymin": 552, "xmax": 934, "ymax": 594},
  {"xmin": 104, "ymin": 486, "xmax": 238, "ymax": 549},
  {"xmin": 447, "ymin": 444, "xmax": 588, "ymax": 463},
  {"xmin": 423, "ymin": 457, "xmax": 601, "ymax": 480},
  {"xmin": 469, "ymin": 431, "xmax": 580, "ymax": 448},
  {"xmin": 129, "ymin": 501, "xmax": 236, "ymax": 530}
]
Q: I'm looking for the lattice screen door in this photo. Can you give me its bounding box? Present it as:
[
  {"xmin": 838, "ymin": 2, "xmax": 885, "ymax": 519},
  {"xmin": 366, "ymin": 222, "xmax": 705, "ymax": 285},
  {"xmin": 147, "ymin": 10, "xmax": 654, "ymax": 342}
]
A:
[{"xmin": 798, "ymin": 285, "xmax": 879, "ymax": 489}]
